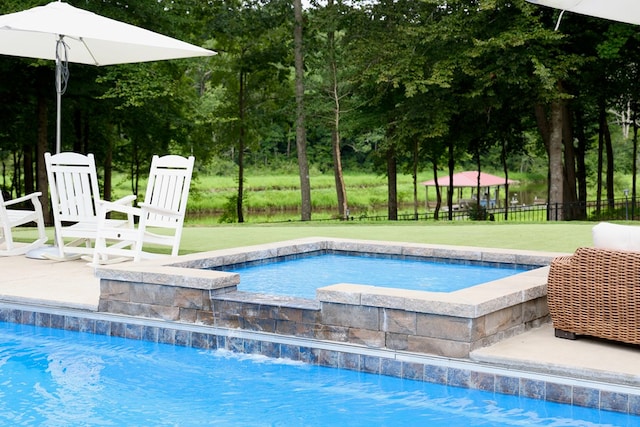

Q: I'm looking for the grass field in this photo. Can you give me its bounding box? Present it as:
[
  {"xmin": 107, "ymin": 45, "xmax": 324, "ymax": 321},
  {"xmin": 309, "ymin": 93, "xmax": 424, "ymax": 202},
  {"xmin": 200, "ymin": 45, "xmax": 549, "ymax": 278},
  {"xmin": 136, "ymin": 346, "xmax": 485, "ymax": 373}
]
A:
[
  {"xmin": 115, "ymin": 169, "xmax": 545, "ymax": 223},
  {"xmin": 175, "ymin": 221, "xmax": 594, "ymax": 254},
  {"xmin": 12, "ymin": 217, "xmax": 599, "ymax": 256}
]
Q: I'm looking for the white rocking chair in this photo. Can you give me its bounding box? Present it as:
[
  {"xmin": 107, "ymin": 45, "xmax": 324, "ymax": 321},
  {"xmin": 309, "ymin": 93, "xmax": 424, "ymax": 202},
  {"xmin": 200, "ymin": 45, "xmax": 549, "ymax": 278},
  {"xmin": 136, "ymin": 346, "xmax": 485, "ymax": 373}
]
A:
[
  {"xmin": 45, "ymin": 152, "xmax": 135, "ymax": 260},
  {"xmin": 0, "ymin": 190, "xmax": 47, "ymax": 256},
  {"xmin": 93, "ymin": 154, "xmax": 195, "ymax": 264}
]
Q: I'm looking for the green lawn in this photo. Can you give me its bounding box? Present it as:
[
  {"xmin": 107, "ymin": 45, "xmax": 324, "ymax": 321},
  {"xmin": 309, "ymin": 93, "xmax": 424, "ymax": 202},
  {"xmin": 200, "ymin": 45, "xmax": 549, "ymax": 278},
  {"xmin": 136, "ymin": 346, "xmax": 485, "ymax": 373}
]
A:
[
  {"xmin": 177, "ymin": 221, "xmax": 596, "ymax": 254},
  {"xmin": 13, "ymin": 220, "xmax": 598, "ymax": 256}
]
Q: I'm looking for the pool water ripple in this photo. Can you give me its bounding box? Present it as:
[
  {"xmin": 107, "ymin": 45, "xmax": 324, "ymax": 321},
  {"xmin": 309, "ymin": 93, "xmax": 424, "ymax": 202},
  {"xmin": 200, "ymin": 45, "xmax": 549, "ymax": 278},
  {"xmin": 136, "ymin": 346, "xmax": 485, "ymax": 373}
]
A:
[
  {"xmin": 226, "ymin": 253, "xmax": 530, "ymax": 299},
  {"xmin": 0, "ymin": 322, "xmax": 635, "ymax": 426}
]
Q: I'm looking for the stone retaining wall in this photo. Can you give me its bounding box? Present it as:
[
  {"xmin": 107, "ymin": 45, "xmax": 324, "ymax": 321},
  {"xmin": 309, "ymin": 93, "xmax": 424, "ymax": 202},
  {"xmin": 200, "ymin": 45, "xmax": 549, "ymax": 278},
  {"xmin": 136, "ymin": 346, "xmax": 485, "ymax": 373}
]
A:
[{"xmin": 96, "ymin": 238, "xmax": 555, "ymax": 358}]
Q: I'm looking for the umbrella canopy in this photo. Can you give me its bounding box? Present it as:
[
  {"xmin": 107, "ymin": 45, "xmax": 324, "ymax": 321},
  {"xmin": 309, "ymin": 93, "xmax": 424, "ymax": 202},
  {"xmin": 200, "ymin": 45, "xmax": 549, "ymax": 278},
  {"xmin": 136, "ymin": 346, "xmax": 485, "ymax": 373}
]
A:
[
  {"xmin": 526, "ymin": 0, "xmax": 640, "ymax": 27},
  {"xmin": 0, "ymin": 1, "xmax": 214, "ymax": 65},
  {"xmin": 421, "ymin": 171, "xmax": 516, "ymax": 188},
  {"xmin": 0, "ymin": 1, "xmax": 215, "ymax": 152}
]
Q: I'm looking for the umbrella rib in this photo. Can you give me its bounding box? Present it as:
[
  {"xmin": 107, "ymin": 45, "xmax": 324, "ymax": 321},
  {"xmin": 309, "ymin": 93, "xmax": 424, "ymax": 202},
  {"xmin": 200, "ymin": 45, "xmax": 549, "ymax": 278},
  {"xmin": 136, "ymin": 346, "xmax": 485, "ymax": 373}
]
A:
[
  {"xmin": 78, "ymin": 36, "xmax": 99, "ymax": 66},
  {"xmin": 554, "ymin": 10, "xmax": 566, "ymax": 31}
]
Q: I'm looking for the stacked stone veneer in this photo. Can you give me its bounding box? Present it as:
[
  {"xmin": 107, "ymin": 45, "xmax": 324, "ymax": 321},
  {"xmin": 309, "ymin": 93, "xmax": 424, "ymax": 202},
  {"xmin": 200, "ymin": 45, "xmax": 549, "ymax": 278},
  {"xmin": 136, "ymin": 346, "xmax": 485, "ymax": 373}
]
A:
[{"xmin": 96, "ymin": 238, "xmax": 555, "ymax": 358}]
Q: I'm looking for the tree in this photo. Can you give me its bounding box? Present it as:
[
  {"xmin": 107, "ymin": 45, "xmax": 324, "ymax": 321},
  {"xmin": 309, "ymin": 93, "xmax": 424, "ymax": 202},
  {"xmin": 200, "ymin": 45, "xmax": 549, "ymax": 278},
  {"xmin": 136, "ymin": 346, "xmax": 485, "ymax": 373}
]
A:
[
  {"xmin": 294, "ymin": 0, "xmax": 312, "ymax": 221},
  {"xmin": 204, "ymin": 0, "xmax": 294, "ymax": 222}
]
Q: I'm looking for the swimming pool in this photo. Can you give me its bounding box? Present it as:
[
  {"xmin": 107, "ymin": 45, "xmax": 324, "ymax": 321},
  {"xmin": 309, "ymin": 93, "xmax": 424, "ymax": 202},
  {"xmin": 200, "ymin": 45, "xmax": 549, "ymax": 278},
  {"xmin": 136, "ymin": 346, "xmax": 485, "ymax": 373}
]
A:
[
  {"xmin": 0, "ymin": 321, "xmax": 636, "ymax": 426},
  {"xmin": 218, "ymin": 252, "xmax": 531, "ymax": 299}
]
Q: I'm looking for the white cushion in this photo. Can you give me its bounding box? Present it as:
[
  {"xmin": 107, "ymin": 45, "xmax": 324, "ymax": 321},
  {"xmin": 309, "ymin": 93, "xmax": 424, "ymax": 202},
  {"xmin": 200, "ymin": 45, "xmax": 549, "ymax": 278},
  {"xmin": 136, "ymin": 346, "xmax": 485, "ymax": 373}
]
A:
[{"xmin": 592, "ymin": 222, "xmax": 640, "ymax": 251}]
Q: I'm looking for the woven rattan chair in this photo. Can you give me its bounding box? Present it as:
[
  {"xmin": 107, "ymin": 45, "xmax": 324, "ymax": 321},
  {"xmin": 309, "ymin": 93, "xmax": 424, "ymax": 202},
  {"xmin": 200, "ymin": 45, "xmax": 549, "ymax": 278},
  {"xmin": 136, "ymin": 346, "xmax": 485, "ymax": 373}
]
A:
[{"xmin": 547, "ymin": 247, "xmax": 640, "ymax": 345}]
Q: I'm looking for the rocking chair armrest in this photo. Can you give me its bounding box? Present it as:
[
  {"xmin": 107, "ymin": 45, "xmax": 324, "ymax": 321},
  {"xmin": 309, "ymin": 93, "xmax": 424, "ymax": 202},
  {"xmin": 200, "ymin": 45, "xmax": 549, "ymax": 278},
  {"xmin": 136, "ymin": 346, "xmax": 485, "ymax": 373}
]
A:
[
  {"xmin": 97, "ymin": 198, "xmax": 141, "ymax": 218},
  {"xmin": 138, "ymin": 202, "xmax": 181, "ymax": 218},
  {"xmin": 3, "ymin": 192, "xmax": 43, "ymax": 207},
  {"xmin": 111, "ymin": 194, "xmax": 138, "ymax": 205}
]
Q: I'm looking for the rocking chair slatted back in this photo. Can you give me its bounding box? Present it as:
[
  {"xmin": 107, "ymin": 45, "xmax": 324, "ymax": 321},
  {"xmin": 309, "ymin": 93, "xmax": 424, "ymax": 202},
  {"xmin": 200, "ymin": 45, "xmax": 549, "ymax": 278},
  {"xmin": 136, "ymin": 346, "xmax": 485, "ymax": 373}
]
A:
[
  {"xmin": 143, "ymin": 155, "xmax": 194, "ymax": 228},
  {"xmin": 46, "ymin": 152, "xmax": 100, "ymax": 222}
]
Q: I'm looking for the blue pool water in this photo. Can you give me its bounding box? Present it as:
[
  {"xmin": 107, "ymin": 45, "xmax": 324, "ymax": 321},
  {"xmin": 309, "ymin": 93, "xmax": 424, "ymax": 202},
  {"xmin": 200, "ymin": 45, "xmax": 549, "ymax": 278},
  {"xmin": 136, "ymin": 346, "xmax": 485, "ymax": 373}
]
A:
[
  {"xmin": 224, "ymin": 253, "xmax": 530, "ymax": 299},
  {"xmin": 0, "ymin": 322, "xmax": 635, "ymax": 426}
]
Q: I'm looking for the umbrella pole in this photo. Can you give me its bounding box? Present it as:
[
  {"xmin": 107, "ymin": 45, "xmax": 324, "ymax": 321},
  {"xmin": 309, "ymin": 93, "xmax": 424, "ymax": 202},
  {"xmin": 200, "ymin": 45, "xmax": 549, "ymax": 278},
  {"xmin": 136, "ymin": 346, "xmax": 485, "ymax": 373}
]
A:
[
  {"xmin": 56, "ymin": 73, "xmax": 61, "ymax": 154},
  {"xmin": 55, "ymin": 36, "xmax": 63, "ymax": 154}
]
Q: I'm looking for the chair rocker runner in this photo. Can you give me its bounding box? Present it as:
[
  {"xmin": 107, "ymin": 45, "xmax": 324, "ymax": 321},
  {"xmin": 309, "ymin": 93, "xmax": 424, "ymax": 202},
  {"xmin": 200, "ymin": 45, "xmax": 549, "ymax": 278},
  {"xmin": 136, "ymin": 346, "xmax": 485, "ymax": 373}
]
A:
[
  {"xmin": 45, "ymin": 152, "xmax": 135, "ymax": 260},
  {"xmin": 0, "ymin": 191, "xmax": 47, "ymax": 256},
  {"xmin": 93, "ymin": 154, "xmax": 195, "ymax": 264}
]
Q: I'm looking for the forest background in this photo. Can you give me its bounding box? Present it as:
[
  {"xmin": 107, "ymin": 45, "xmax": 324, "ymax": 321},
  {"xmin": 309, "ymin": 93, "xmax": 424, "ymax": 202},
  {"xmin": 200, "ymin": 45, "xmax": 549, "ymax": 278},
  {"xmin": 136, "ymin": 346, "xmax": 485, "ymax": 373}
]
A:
[{"xmin": 1, "ymin": 0, "xmax": 639, "ymax": 224}]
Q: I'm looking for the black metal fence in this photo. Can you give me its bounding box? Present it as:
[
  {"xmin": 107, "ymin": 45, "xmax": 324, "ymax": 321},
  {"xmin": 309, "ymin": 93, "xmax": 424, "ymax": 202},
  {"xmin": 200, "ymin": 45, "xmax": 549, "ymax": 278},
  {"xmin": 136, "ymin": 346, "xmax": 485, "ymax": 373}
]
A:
[{"xmin": 355, "ymin": 197, "xmax": 639, "ymax": 223}]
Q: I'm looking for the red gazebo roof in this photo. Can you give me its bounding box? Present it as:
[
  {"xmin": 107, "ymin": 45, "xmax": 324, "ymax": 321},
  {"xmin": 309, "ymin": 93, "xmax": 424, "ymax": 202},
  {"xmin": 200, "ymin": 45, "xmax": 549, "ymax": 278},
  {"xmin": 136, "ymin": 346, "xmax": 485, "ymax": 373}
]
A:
[{"xmin": 421, "ymin": 171, "xmax": 516, "ymax": 188}]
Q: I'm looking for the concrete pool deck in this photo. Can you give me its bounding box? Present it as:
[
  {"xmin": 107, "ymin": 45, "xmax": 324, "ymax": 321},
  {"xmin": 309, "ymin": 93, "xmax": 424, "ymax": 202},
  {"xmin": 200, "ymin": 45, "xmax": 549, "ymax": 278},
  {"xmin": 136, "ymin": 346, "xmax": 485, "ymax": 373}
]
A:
[{"xmin": 0, "ymin": 243, "xmax": 638, "ymax": 391}]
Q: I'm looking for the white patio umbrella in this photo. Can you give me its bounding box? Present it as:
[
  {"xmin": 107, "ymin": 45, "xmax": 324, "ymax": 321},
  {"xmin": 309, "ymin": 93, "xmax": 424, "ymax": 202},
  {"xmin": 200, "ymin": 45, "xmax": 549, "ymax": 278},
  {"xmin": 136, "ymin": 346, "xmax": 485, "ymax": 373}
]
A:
[
  {"xmin": 0, "ymin": 0, "xmax": 215, "ymax": 153},
  {"xmin": 527, "ymin": 0, "xmax": 640, "ymax": 28}
]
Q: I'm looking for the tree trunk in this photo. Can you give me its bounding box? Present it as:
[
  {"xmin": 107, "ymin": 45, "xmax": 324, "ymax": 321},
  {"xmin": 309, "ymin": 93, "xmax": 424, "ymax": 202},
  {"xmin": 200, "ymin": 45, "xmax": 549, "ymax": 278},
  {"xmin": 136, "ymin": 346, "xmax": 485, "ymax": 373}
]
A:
[
  {"xmin": 596, "ymin": 105, "xmax": 604, "ymax": 215},
  {"xmin": 387, "ymin": 146, "xmax": 397, "ymax": 220},
  {"xmin": 23, "ymin": 144, "xmax": 33, "ymax": 196},
  {"xmin": 412, "ymin": 138, "xmax": 418, "ymax": 220},
  {"xmin": 603, "ymin": 117, "xmax": 615, "ymax": 209},
  {"xmin": 326, "ymin": 0, "xmax": 348, "ymax": 220},
  {"xmin": 432, "ymin": 161, "xmax": 441, "ymax": 221},
  {"xmin": 561, "ymin": 101, "xmax": 578, "ymax": 220},
  {"xmin": 104, "ymin": 136, "xmax": 113, "ymax": 202},
  {"xmin": 633, "ymin": 106, "xmax": 638, "ymax": 219},
  {"xmin": 331, "ymin": 128, "xmax": 348, "ymax": 219},
  {"xmin": 475, "ymin": 149, "xmax": 481, "ymax": 210},
  {"xmin": 294, "ymin": 0, "xmax": 311, "ymax": 221},
  {"xmin": 36, "ymin": 92, "xmax": 50, "ymax": 225},
  {"xmin": 447, "ymin": 137, "xmax": 454, "ymax": 220},
  {"xmin": 501, "ymin": 139, "xmax": 509, "ymax": 220},
  {"xmin": 574, "ymin": 107, "xmax": 587, "ymax": 219},
  {"xmin": 237, "ymin": 70, "xmax": 246, "ymax": 223},
  {"xmin": 548, "ymin": 100, "xmax": 564, "ymax": 221}
]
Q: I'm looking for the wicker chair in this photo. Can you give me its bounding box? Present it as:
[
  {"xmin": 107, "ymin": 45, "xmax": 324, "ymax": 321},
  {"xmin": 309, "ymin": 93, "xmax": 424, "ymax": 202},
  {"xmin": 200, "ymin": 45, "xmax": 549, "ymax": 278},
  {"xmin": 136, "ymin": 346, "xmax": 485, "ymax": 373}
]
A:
[{"xmin": 547, "ymin": 247, "xmax": 640, "ymax": 345}]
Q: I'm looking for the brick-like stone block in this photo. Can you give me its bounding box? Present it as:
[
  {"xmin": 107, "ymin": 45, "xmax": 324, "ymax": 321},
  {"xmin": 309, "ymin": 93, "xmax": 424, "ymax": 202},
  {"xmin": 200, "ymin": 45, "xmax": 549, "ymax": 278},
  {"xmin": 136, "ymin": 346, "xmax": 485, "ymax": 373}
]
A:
[
  {"xmin": 321, "ymin": 303, "xmax": 379, "ymax": 330},
  {"xmin": 313, "ymin": 324, "xmax": 349, "ymax": 342},
  {"xmin": 179, "ymin": 307, "xmax": 198, "ymax": 323},
  {"xmin": 522, "ymin": 297, "xmax": 548, "ymax": 323},
  {"xmin": 197, "ymin": 310, "xmax": 215, "ymax": 326},
  {"xmin": 242, "ymin": 303, "xmax": 276, "ymax": 320},
  {"xmin": 407, "ymin": 335, "xmax": 470, "ymax": 358},
  {"xmin": 100, "ymin": 280, "xmax": 130, "ymax": 302},
  {"xmin": 130, "ymin": 283, "xmax": 176, "ymax": 306},
  {"xmin": 301, "ymin": 308, "xmax": 320, "ymax": 324},
  {"xmin": 174, "ymin": 288, "xmax": 208, "ymax": 310},
  {"xmin": 385, "ymin": 332, "xmax": 408, "ymax": 350},
  {"xmin": 416, "ymin": 313, "xmax": 472, "ymax": 341},
  {"xmin": 142, "ymin": 304, "xmax": 180, "ymax": 321},
  {"xmin": 275, "ymin": 307, "xmax": 304, "ymax": 323},
  {"xmin": 380, "ymin": 308, "xmax": 416, "ymax": 334},
  {"xmin": 212, "ymin": 300, "xmax": 241, "ymax": 316},
  {"xmin": 242, "ymin": 316, "xmax": 276, "ymax": 333},
  {"xmin": 482, "ymin": 305, "xmax": 523, "ymax": 336},
  {"xmin": 104, "ymin": 300, "xmax": 139, "ymax": 316},
  {"xmin": 348, "ymin": 328, "xmax": 385, "ymax": 347}
]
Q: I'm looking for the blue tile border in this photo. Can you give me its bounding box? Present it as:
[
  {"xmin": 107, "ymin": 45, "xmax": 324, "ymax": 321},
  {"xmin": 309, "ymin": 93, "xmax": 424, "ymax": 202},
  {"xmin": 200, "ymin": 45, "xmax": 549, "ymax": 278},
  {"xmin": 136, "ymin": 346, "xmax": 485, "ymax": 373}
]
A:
[{"xmin": 1, "ymin": 304, "xmax": 638, "ymax": 416}]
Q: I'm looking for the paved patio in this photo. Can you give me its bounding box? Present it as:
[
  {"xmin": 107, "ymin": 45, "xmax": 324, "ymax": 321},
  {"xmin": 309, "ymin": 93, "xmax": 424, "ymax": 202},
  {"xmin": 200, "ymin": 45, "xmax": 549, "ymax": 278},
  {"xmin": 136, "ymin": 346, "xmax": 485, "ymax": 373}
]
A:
[{"xmin": 0, "ymin": 248, "xmax": 638, "ymax": 390}]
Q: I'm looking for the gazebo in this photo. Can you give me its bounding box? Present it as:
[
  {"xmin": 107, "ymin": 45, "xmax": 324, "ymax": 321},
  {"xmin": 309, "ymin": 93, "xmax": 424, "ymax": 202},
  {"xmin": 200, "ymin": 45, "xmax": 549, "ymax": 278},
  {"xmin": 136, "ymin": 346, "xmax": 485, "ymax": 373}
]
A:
[{"xmin": 421, "ymin": 171, "xmax": 517, "ymax": 210}]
